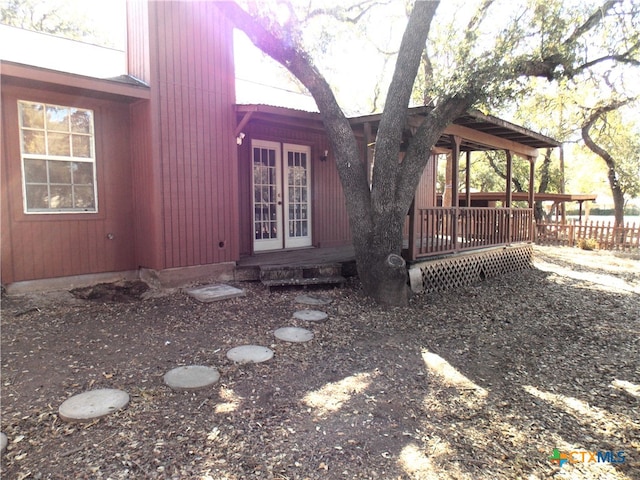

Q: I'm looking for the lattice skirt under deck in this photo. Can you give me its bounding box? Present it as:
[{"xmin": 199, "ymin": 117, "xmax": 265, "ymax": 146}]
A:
[{"xmin": 408, "ymin": 244, "xmax": 533, "ymax": 294}]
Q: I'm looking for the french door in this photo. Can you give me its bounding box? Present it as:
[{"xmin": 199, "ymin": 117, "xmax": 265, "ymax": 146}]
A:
[{"xmin": 252, "ymin": 140, "xmax": 312, "ymax": 252}]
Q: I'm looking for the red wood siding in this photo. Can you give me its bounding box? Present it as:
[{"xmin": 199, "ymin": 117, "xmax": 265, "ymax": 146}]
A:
[
  {"xmin": 415, "ymin": 154, "xmax": 437, "ymax": 209},
  {"xmin": 126, "ymin": 0, "xmax": 150, "ymax": 83},
  {"xmin": 403, "ymin": 154, "xmax": 437, "ymax": 237},
  {"xmin": 0, "ymin": 85, "xmax": 136, "ymax": 283},
  {"xmin": 129, "ymin": 100, "xmax": 164, "ymax": 270},
  {"xmin": 237, "ymin": 120, "xmax": 352, "ymax": 256},
  {"xmin": 140, "ymin": 1, "xmax": 239, "ymax": 269}
]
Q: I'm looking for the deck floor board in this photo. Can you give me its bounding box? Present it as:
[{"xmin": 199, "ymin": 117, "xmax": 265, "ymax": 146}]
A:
[{"xmin": 237, "ymin": 246, "xmax": 355, "ymax": 268}]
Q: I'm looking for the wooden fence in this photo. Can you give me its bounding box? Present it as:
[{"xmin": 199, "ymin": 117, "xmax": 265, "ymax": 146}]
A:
[{"xmin": 535, "ymin": 220, "xmax": 640, "ymax": 250}]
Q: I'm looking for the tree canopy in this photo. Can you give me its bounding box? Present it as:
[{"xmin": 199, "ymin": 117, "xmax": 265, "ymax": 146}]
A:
[{"xmin": 0, "ymin": 0, "xmax": 123, "ymax": 48}]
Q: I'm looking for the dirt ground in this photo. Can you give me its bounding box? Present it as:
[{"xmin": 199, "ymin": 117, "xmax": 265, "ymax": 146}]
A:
[{"xmin": 1, "ymin": 245, "xmax": 639, "ymax": 480}]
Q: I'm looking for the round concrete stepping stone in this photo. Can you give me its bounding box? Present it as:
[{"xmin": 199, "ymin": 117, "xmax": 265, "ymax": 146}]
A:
[
  {"xmin": 58, "ymin": 388, "xmax": 129, "ymax": 423},
  {"xmin": 0, "ymin": 432, "xmax": 7, "ymax": 453},
  {"xmin": 274, "ymin": 326, "xmax": 314, "ymax": 343},
  {"xmin": 295, "ymin": 294, "xmax": 332, "ymax": 306},
  {"xmin": 293, "ymin": 309, "xmax": 328, "ymax": 322},
  {"xmin": 163, "ymin": 365, "xmax": 220, "ymax": 391},
  {"xmin": 227, "ymin": 345, "xmax": 274, "ymax": 364}
]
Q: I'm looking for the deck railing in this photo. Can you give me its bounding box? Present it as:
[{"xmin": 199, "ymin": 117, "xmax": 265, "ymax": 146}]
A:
[{"xmin": 408, "ymin": 207, "xmax": 534, "ymax": 260}]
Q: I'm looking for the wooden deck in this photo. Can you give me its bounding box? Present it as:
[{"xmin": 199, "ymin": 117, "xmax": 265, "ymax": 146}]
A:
[{"xmin": 237, "ymin": 245, "xmax": 355, "ymax": 267}]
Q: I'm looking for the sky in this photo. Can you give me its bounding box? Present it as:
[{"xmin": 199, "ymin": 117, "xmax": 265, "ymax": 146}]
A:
[
  {"xmin": 6, "ymin": 0, "xmax": 637, "ymax": 113},
  {"xmin": 0, "ymin": 0, "xmax": 403, "ymax": 113},
  {"xmin": 53, "ymin": 0, "xmax": 126, "ymax": 49},
  {"xmin": 227, "ymin": 1, "xmax": 409, "ymax": 114}
]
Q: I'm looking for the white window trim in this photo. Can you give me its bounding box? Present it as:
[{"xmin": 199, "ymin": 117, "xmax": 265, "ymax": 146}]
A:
[{"xmin": 18, "ymin": 100, "xmax": 98, "ymax": 214}]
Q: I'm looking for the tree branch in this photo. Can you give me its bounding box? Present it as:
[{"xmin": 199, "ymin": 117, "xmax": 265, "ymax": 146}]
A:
[
  {"xmin": 564, "ymin": 0, "xmax": 620, "ymax": 46},
  {"xmin": 307, "ymin": 0, "xmax": 392, "ymax": 23},
  {"xmin": 372, "ymin": 0, "xmax": 439, "ymax": 212},
  {"xmin": 396, "ymin": 92, "xmax": 476, "ymax": 207},
  {"xmin": 574, "ymin": 50, "xmax": 640, "ymax": 73},
  {"xmin": 486, "ymin": 152, "xmax": 524, "ymax": 192},
  {"xmin": 581, "ymin": 99, "xmax": 631, "ymax": 225},
  {"xmin": 215, "ymin": 1, "xmax": 373, "ymax": 231},
  {"xmin": 515, "ymin": 0, "xmax": 631, "ymax": 80},
  {"xmin": 581, "ymin": 100, "xmax": 631, "ymax": 168}
]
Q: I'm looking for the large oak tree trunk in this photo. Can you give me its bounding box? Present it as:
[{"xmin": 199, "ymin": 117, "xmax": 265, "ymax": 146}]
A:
[
  {"xmin": 351, "ymin": 212, "xmax": 410, "ymax": 305},
  {"xmin": 357, "ymin": 251, "xmax": 410, "ymax": 305}
]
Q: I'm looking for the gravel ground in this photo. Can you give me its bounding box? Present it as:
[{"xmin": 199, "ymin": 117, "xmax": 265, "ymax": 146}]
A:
[{"xmin": 1, "ymin": 245, "xmax": 639, "ymax": 479}]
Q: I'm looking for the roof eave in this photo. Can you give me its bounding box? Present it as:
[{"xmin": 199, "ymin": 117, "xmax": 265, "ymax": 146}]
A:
[{"xmin": 0, "ymin": 60, "xmax": 150, "ymax": 101}]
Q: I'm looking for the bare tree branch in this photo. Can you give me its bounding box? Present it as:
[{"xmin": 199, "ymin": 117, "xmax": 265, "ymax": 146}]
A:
[
  {"xmin": 575, "ymin": 49, "xmax": 640, "ymax": 73},
  {"xmin": 307, "ymin": 0, "xmax": 393, "ymax": 23},
  {"xmin": 564, "ymin": 0, "xmax": 620, "ymax": 45}
]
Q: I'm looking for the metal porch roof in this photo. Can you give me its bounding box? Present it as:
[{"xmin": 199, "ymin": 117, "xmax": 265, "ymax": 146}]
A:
[
  {"xmin": 236, "ymin": 104, "xmax": 561, "ymax": 153},
  {"xmin": 450, "ymin": 110, "xmax": 560, "ymax": 150}
]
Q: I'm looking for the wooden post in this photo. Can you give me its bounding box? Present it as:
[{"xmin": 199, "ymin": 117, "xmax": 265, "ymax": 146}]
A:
[
  {"xmin": 559, "ymin": 144, "xmax": 566, "ymax": 223},
  {"xmin": 465, "ymin": 151, "xmax": 472, "ymax": 245},
  {"xmin": 465, "ymin": 151, "xmax": 471, "ymax": 208},
  {"xmin": 528, "ymin": 156, "xmax": 535, "ymax": 208},
  {"xmin": 450, "ymin": 136, "xmax": 461, "ymax": 208},
  {"xmin": 443, "ymin": 153, "xmax": 452, "ymax": 207},
  {"xmin": 505, "ymin": 150, "xmax": 513, "ymax": 244},
  {"xmin": 450, "ymin": 136, "xmax": 461, "ymax": 251},
  {"xmin": 505, "ymin": 150, "xmax": 513, "ymax": 208},
  {"xmin": 408, "ymin": 198, "xmax": 417, "ymax": 261},
  {"xmin": 528, "ymin": 155, "xmax": 536, "ymax": 242},
  {"xmin": 569, "ymin": 223, "xmax": 574, "ymax": 247}
]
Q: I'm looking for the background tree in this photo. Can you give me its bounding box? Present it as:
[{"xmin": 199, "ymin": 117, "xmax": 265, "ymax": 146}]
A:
[
  {"xmin": 0, "ymin": 0, "xmax": 118, "ymax": 47},
  {"xmin": 218, "ymin": 0, "xmax": 639, "ymax": 305},
  {"xmin": 581, "ymin": 100, "xmax": 640, "ymax": 226},
  {"xmin": 509, "ymin": 70, "xmax": 640, "ymax": 225},
  {"xmin": 428, "ymin": 1, "xmax": 639, "ymax": 223}
]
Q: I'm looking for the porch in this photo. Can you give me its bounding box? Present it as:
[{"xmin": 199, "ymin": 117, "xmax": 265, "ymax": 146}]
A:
[
  {"xmin": 234, "ymin": 106, "xmax": 560, "ymax": 293},
  {"xmin": 404, "ymin": 206, "xmax": 536, "ymax": 293},
  {"xmin": 236, "ymin": 203, "xmax": 534, "ymax": 278}
]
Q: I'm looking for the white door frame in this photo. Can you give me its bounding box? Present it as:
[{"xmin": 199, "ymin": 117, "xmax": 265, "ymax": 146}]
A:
[
  {"xmin": 251, "ymin": 140, "xmax": 312, "ymax": 252},
  {"xmin": 251, "ymin": 140, "xmax": 283, "ymax": 252},
  {"xmin": 283, "ymin": 143, "xmax": 312, "ymax": 249}
]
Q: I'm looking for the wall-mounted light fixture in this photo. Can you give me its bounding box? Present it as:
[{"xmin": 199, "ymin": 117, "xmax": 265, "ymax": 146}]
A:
[
  {"xmin": 236, "ymin": 132, "xmax": 246, "ymax": 145},
  {"xmin": 320, "ymin": 149, "xmax": 329, "ymax": 161}
]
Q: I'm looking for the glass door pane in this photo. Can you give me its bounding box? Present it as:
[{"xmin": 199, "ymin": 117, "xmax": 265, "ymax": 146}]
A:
[
  {"xmin": 283, "ymin": 144, "xmax": 312, "ymax": 248},
  {"xmin": 252, "ymin": 141, "xmax": 282, "ymax": 252}
]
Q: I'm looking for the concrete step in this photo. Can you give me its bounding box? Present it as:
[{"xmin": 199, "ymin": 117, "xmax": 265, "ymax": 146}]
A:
[
  {"xmin": 260, "ymin": 263, "xmax": 341, "ymax": 280},
  {"xmin": 261, "ymin": 275, "xmax": 346, "ymax": 289},
  {"xmin": 259, "ymin": 263, "xmax": 345, "ymax": 289}
]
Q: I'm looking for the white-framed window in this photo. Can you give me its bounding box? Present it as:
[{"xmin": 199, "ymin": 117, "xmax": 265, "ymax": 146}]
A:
[{"xmin": 18, "ymin": 100, "xmax": 97, "ymax": 213}]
